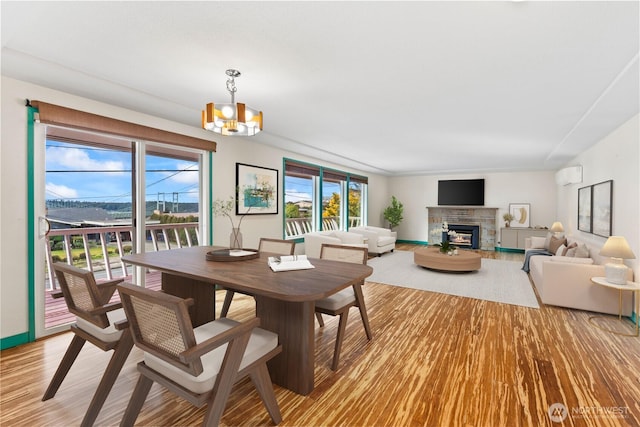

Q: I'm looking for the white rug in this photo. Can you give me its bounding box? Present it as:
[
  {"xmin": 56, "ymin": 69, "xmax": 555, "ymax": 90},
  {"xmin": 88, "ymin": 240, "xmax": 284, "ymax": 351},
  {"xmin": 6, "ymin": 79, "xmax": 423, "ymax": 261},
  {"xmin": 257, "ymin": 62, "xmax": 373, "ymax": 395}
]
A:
[{"xmin": 367, "ymin": 251, "xmax": 539, "ymax": 308}]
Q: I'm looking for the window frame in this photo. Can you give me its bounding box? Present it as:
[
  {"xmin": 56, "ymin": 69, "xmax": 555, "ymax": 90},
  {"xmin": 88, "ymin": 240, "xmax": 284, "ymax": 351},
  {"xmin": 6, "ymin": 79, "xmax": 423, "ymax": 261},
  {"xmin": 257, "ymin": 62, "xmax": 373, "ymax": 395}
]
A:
[{"xmin": 283, "ymin": 158, "xmax": 368, "ymax": 240}]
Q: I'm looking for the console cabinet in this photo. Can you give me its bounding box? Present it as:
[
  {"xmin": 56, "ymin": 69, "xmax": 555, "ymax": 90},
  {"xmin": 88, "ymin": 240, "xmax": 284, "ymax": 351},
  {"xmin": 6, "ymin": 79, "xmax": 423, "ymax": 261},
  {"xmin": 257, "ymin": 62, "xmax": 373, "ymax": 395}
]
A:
[{"xmin": 500, "ymin": 228, "xmax": 548, "ymax": 250}]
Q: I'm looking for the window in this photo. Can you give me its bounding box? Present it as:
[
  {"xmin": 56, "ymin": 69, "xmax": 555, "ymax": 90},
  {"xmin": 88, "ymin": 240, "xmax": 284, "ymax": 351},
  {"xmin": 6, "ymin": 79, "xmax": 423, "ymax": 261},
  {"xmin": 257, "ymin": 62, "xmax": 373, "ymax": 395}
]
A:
[{"xmin": 284, "ymin": 159, "xmax": 367, "ymax": 239}]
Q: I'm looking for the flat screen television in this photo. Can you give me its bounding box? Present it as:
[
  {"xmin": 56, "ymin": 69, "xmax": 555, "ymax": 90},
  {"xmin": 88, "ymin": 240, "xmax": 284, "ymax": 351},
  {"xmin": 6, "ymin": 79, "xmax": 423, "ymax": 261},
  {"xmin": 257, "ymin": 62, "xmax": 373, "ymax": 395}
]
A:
[{"xmin": 437, "ymin": 179, "xmax": 485, "ymax": 206}]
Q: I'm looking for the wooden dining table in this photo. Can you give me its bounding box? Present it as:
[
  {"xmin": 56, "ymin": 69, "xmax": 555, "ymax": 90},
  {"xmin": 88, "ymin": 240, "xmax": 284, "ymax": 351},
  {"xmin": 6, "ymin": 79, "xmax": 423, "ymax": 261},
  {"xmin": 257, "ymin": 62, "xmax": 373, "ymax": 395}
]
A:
[{"xmin": 122, "ymin": 245, "xmax": 373, "ymax": 395}]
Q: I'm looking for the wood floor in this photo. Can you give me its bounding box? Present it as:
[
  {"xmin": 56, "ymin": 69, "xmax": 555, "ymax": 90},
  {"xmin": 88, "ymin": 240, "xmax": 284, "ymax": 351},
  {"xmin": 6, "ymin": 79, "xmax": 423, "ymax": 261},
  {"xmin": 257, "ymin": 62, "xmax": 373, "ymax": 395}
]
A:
[{"xmin": 2, "ymin": 244, "xmax": 640, "ymax": 426}]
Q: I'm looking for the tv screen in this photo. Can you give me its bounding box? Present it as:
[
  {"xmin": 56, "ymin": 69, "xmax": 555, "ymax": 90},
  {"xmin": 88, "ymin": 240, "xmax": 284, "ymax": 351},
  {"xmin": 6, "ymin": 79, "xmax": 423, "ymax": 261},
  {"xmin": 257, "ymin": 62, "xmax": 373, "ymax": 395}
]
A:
[{"xmin": 437, "ymin": 179, "xmax": 485, "ymax": 206}]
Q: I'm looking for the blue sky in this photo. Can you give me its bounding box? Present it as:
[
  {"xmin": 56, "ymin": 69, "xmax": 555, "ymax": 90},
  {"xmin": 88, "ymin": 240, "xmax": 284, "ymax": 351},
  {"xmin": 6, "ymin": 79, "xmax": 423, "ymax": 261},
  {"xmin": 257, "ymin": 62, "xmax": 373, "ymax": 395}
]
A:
[{"xmin": 45, "ymin": 141, "xmax": 199, "ymax": 203}]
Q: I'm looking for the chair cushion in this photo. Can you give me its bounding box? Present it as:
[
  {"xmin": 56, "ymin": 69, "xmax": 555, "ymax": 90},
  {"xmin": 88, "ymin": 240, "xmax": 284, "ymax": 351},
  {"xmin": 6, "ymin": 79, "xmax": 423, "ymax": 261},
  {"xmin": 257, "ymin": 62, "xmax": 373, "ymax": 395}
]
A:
[
  {"xmin": 75, "ymin": 308, "xmax": 127, "ymax": 343},
  {"xmin": 144, "ymin": 318, "xmax": 278, "ymax": 394},
  {"xmin": 377, "ymin": 236, "xmax": 396, "ymax": 247},
  {"xmin": 316, "ymin": 287, "xmax": 356, "ymax": 311}
]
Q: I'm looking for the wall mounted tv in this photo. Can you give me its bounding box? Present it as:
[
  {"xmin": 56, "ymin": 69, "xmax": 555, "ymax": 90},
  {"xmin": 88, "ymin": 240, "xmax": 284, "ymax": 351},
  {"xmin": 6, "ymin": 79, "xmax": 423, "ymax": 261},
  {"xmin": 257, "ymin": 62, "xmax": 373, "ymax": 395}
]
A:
[{"xmin": 437, "ymin": 179, "xmax": 485, "ymax": 206}]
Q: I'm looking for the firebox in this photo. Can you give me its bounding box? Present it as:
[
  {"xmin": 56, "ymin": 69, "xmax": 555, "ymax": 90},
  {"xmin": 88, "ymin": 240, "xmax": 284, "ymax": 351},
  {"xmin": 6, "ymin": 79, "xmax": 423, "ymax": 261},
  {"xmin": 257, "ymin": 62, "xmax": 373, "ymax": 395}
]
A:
[{"xmin": 443, "ymin": 224, "xmax": 480, "ymax": 249}]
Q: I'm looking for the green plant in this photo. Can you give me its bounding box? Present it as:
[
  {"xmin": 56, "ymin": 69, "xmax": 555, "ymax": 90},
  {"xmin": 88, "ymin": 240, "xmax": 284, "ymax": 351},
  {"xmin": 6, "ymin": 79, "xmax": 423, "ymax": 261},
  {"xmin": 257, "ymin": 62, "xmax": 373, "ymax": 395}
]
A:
[
  {"xmin": 383, "ymin": 196, "xmax": 404, "ymax": 230},
  {"xmin": 436, "ymin": 240, "xmax": 455, "ymax": 254}
]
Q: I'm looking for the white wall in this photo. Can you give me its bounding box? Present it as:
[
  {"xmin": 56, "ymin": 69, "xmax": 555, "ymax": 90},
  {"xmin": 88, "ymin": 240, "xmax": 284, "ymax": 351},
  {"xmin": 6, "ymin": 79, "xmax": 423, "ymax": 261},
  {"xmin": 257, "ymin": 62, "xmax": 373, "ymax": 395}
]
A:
[
  {"xmin": 388, "ymin": 171, "xmax": 557, "ymax": 243},
  {"xmin": 556, "ymin": 114, "xmax": 639, "ymax": 278},
  {"xmin": 0, "ymin": 76, "xmax": 387, "ymax": 341}
]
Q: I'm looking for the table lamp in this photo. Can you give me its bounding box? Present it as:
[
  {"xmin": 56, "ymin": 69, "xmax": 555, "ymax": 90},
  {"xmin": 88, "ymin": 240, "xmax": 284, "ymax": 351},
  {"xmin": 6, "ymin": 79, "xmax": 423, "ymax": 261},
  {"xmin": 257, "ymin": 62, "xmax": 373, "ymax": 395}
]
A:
[
  {"xmin": 550, "ymin": 222, "xmax": 564, "ymax": 236},
  {"xmin": 599, "ymin": 236, "xmax": 636, "ymax": 285}
]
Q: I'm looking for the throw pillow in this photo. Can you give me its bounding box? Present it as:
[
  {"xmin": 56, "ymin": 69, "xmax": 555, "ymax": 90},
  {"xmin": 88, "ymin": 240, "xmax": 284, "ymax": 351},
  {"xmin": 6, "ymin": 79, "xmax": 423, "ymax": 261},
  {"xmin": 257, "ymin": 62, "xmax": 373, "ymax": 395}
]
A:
[
  {"xmin": 543, "ymin": 232, "xmax": 554, "ymax": 250},
  {"xmin": 548, "ymin": 236, "xmax": 567, "ymax": 255},
  {"xmin": 530, "ymin": 236, "xmax": 547, "ymax": 249},
  {"xmin": 563, "ymin": 242, "xmax": 578, "ymax": 256},
  {"xmin": 574, "ymin": 243, "xmax": 590, "ymax": 258},
  {"xmin": 555, "ymin": 244, "xmax": 567, "ymax": 256}
]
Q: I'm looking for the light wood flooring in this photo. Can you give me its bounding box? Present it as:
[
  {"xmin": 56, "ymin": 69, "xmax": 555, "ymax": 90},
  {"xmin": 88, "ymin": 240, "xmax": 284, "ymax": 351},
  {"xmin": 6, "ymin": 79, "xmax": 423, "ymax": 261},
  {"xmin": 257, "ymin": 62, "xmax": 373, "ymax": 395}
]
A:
[{"xmin": 2, "ymin": 244, "xmax": 640, "ymax": 426}]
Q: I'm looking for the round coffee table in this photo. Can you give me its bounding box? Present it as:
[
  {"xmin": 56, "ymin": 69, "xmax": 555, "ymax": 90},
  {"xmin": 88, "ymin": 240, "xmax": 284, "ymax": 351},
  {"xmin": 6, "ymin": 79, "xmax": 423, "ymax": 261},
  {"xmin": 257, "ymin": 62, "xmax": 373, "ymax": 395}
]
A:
[{"xmin": 414, "ymin": 247, "xmax": 481, "ymax": 272}]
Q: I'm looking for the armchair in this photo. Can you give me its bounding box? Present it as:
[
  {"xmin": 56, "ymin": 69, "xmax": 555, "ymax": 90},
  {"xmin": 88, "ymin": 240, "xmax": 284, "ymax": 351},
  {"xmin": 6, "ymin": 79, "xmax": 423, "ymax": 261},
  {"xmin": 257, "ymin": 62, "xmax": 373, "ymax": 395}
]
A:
[
  {"xmin": 117, "ymin": 282, "xmax": 282, "ymax": 426},
  {"xmin": 348, "ymin": 226, "xmax": 397, "ymax": 256},
  {"xmin": 43, "ymin": 263, "xmax": 133, "ymax": 427}
]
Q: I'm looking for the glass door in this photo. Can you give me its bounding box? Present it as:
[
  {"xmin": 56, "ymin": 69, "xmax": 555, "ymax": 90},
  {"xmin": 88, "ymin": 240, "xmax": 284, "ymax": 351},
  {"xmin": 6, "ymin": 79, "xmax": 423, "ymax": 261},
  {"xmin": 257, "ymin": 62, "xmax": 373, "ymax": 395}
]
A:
[{"xmin": 37, "ymin": 127, "xmax": 205, "ymax": 337}]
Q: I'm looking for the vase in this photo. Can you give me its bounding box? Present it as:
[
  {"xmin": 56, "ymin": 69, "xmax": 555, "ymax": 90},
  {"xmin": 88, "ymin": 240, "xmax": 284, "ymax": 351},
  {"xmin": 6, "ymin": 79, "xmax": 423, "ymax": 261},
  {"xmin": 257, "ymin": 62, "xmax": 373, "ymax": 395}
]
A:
[{"xmin": 230, "ymin": 228, "xmax": 243, "ymax": 250}]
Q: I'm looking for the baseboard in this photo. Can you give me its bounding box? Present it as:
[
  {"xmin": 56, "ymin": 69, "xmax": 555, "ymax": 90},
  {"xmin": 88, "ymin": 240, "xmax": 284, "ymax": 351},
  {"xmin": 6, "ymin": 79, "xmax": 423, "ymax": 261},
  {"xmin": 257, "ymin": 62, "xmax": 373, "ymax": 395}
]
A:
[
  {"xmin": 0, "ymin": 332, "xmax": 30, "ymax": 350},
  {"xmin": 397, "ymin": 239, "xmax": 428, "ymax": 245},
  {"xmin": 495, "ymin": 247, "xmax": 525, "ymax": 253}
]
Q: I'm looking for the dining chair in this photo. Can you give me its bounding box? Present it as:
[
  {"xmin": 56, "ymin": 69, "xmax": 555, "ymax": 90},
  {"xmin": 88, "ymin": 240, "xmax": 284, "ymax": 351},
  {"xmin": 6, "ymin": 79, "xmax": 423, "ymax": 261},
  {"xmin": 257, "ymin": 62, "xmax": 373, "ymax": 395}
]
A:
[
  {"xmin": 220, "ymin": 238, "xmax": 296, "ymax": 317},
  {"xmin": 43, "ymin": 263, "xmax": 133, "ymax": 427},
  {"xmin": 117, "ymin": 282, "xmax": 282, "ymax": 427},
  {"xmin": 316, "ymin": 243, "xmax": 373, "ymax": 370}
]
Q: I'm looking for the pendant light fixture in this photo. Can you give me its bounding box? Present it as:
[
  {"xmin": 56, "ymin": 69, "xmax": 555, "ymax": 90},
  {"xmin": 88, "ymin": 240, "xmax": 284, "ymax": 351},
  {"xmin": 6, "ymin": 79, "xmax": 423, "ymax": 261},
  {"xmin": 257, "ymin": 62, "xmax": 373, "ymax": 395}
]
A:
[{"xmin": 201, "ymin": 69, "xmax": 263, "ymax": 136}]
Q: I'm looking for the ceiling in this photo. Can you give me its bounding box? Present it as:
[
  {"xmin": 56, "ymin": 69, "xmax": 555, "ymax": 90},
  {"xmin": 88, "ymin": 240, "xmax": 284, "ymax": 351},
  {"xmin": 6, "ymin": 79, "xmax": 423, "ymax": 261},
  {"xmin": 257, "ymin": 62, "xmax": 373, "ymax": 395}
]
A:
[{"xmin": 2, "ymin": 1, "xmax": 638, "ymax": 176}]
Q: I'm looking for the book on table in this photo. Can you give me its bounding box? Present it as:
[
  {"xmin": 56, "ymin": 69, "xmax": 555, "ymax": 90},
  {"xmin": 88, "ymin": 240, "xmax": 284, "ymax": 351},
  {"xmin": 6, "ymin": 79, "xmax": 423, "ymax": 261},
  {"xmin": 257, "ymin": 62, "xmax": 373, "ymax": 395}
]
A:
[{"xmin": 268, "ymin": 255, "xmax": 315, "ymax": 272}]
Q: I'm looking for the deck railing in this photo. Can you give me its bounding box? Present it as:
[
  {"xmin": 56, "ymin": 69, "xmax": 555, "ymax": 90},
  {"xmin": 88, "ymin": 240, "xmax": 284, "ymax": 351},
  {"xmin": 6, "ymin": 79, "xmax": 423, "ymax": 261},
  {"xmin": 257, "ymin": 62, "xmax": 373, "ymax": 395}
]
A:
[
  {"xmin": 45, "ymin": 222, "xmax": 199, "ymax": 290},
  {"xmin": 284, "ymin": 216, "xmax": 362, "ymax": 238},
  {"xmin": 46, "ymin": 217, "xmax": 364, "ymax": 288}
]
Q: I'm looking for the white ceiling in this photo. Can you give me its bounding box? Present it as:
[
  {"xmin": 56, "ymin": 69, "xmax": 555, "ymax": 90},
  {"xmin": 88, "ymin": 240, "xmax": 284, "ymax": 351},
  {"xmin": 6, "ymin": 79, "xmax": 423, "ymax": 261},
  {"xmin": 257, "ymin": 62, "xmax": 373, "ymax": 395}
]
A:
[{"xmin": 2, "ymin": 1, "xmax": 638, "ymax": 176}]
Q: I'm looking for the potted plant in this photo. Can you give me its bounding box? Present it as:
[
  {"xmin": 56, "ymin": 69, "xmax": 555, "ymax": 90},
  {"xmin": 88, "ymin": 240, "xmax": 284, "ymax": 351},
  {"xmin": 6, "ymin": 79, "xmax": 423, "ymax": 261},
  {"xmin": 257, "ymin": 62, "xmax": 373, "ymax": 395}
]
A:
[
  {"xmin": 383, "ymin": 196, "xmax": 404, "ymax": 230},
  {"xmin": 503, "ymin": 212, "xmax": 515, "ymax": 228}
]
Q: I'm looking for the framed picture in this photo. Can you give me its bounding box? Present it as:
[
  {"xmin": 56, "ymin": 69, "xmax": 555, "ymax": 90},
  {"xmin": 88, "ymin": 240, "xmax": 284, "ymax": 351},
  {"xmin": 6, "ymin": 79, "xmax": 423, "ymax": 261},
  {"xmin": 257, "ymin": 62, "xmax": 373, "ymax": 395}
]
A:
[
  {"xmin": 235, "ymin": 163, "xmax": 278, "ymax": 215},
  {"xmin": 577, "ymin": 185, "xmax": 592, "ymax": 233},
  {"xmin": 509, "ymin": 203, "xmax": 530, "ymax": 228},
  {"xmin": 591, "ymin": 180, "xmax": 612, "ymax": 237}
]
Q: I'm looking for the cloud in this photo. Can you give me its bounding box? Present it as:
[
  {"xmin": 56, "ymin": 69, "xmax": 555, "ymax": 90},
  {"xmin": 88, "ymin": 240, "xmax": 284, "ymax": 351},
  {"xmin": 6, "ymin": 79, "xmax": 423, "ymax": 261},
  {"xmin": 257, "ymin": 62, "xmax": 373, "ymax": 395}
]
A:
[
  {"xmin": 46, "ymin": 146, "xmax": 125, "ymax": 171},
  {"xmin": 46, "ymin": 183, "xmax": 78, "ymax": 199},
  {"xmin": 169, "ymin": 162, "xmax": 199, "ymax": 184}
]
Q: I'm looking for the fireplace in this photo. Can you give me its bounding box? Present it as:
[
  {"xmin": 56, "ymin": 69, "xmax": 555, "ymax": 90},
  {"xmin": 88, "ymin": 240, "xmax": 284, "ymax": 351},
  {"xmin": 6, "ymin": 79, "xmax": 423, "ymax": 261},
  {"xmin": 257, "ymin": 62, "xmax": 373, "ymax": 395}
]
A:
[
  {"xmin": 443, "ymin": 224, "xmax": 480, "ymax": 249},
  {"xmin": 428, "ymin": 207, "xmax": 497, "ymax": 250}
]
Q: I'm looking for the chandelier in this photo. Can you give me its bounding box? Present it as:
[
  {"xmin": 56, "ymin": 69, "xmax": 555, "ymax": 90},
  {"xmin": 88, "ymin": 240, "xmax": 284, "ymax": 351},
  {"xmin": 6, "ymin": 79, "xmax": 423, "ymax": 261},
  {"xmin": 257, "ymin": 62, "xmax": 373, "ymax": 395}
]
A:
[{"xmin": 201, "ymin": 69, "xmax": 263, "ymax": 136}]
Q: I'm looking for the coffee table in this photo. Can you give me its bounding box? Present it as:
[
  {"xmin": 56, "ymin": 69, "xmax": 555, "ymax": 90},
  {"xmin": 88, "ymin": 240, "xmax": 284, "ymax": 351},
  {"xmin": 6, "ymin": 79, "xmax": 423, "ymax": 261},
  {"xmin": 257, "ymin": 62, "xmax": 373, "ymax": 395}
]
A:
[{"xmin": 414, "ymin": 247, "xmax": 481, "ymax": 272}]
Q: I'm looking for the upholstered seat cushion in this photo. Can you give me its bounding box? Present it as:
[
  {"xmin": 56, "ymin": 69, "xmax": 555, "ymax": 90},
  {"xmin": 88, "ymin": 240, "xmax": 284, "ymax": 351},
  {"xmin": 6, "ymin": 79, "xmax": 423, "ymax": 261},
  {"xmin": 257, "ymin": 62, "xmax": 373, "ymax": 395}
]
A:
[
  {"xmin": 376, "ymin": 236, "xmax": 396, "ymax": 247},
  {"xmin": 144, "ymin": 318, "xmax": 278, "ymax": 394},
  {"xmin": 316, "ymin": 287, "xmax": 355, "ymax": 311},
  {"xmin": 75, "ymin": 307, "xmax": 127, "ymax": 343}
]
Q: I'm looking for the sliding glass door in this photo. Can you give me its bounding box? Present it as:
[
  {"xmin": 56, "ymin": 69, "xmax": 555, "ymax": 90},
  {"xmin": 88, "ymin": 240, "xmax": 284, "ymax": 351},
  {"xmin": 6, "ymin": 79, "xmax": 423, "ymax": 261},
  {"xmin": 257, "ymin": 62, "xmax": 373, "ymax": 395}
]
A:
[{"xmin": 37, "ymin": 127, "xmax": 205, "ymax": 337}]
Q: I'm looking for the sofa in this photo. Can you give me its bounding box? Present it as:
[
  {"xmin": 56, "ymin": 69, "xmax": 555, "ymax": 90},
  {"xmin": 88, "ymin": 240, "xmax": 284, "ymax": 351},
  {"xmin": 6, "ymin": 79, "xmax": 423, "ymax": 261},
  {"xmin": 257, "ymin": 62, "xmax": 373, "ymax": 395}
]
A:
[
  {"xmin": 303, "ymin": 230, "xmax": 367, "ymax": 259},
  {"xmin": 348, "ymin": 226, "xmax": 397, "ymax": 256},
  {"xmin": 525, "ymin": 234, "xmax": 633, "ymax": 315}
]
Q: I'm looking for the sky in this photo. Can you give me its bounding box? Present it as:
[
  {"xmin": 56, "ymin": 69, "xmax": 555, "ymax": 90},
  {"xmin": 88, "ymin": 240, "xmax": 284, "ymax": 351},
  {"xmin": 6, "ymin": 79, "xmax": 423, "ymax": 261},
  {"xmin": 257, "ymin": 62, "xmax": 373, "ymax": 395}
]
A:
[
  {"xmin": 45, "ymin": 141, "xmax": 199, "ymax": 204},
  {"xmin": 45, "ymin": 141, "xmax": 347, "ymax": 208}
]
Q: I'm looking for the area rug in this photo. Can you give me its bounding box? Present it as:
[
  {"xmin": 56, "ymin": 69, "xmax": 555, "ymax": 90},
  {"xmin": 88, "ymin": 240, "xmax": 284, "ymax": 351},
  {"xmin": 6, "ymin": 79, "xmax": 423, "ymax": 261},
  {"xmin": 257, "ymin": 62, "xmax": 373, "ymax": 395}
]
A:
[{"xmin": 367, "ymin": 251, "xmax": 539, "ymax": 308}]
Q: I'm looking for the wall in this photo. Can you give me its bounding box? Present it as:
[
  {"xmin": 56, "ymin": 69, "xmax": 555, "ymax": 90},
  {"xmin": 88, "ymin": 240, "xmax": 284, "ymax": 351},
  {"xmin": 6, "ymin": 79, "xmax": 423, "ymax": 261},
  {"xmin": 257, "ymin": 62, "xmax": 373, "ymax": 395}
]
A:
[
  {"xmin": 0, "ymin": 76, "xmax": 387, "ymax": 341},
  {"xmin": 388, "ymin": 171, "xmax": 557, "ymax": 244},
  {"xmin": 556, "ymin": 114, "xmax": 639, "ymax": 278}
]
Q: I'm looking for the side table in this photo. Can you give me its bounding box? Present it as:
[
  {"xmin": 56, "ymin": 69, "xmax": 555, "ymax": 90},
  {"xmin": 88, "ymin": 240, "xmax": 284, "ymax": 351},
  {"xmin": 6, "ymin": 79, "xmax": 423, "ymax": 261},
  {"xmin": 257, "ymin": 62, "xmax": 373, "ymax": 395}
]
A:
[{"xmin": 589, "ymin": 277, "xmax": 640, "ymax": 337}]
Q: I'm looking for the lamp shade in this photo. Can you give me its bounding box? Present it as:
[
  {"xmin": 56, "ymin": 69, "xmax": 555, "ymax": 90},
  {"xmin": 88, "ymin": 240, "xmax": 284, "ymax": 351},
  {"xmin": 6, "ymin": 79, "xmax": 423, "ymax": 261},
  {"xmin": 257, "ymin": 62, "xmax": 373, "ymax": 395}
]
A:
[
  {"xmin": 599, "ymin": 236, "xmax": 636, "ymax": 259},
  {"xmin": 550, "ymin": 222, "xmax": 564, "ymax": 232}
]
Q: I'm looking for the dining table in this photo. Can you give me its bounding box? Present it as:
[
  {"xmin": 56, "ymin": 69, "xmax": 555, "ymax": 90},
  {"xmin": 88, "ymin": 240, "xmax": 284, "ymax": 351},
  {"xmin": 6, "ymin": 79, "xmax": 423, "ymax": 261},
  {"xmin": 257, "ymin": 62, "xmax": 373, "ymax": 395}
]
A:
[{"xmin": 122, "ymin": 245, "xmax": 373, "ymax": 395}]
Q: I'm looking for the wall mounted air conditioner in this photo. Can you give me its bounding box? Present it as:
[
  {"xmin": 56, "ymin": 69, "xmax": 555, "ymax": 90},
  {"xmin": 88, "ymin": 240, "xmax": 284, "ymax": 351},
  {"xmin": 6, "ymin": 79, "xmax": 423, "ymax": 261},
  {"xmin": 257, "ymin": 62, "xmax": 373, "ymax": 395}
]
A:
[{"xmin": 555, "ymin": 165, "xmax": 583, "ymax": 186}]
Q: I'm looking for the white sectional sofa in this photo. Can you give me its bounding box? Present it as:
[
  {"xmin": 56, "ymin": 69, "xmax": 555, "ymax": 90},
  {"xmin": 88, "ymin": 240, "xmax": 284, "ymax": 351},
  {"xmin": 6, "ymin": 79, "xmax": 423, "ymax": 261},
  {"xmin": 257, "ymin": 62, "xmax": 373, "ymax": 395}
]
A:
[
  {"xmin": 348, "ymin": 226, "xmax": 397, "ymax": 256},
  {"xmin": 303, "ymin": 230, "xmax": 367, "ymax": 259},
  {"xmin": 525, "ymin": 234, "xmax": 633, "ymax": 316}
]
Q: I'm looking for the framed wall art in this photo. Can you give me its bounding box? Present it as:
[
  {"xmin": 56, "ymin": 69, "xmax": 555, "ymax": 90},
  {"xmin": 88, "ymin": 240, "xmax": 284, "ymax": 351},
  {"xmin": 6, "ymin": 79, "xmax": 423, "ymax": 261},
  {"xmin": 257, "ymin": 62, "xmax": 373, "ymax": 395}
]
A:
[
  {"xmin": 235, "ymin": 163, "xmax": 278, "ymax": 215},
  {"xmin": 577, "ymin": 185, "xmax": 592, "ymax": 233},
  {"xmin": 509, "ymin": 203, "xmax": 530, "ymax": 228},
  {"xmin": 591, "ymin": 180, "xmax": 612, "ymax": 237}
]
